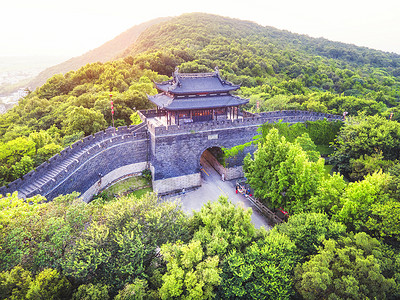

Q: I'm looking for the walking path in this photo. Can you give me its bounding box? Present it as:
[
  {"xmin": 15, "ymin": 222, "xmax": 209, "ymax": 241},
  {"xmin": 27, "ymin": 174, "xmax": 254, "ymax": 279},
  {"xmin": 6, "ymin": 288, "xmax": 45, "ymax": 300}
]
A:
[{"xmin": 163, "ymin": 158, "xmax": 272, "ymax": 230}]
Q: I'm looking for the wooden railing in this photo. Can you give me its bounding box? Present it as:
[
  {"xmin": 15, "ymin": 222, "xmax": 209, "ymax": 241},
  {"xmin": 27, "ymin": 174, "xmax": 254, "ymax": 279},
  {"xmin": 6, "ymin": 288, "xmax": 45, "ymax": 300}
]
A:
[
  {"xmin": 246, "ymin": 195, "xmax": 284, "ymax": 224},
  {"xmin": 237, "ymin": 181, "xmax": 284, "ymax": 225}
]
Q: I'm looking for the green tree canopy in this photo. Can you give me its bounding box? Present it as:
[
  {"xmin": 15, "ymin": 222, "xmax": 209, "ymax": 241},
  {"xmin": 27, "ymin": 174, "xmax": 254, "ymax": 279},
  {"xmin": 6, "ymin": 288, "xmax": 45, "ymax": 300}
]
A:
[
  {"xmin": 219, "ymin": 232, "xmax": 298, "ymax": 299},
  {"xmin": 294, "ymin": 232, "xmax": 399, "ymax": 300},
  {"xmin": 332, "ymin": 115, "xmax": 400, "ymax": 178},
  {"xmin": 63, "ymin": 106, "xmax": 107, "ymax": 135},
  {"xmin": 244, "ymin": 128, "xmax": 325, "ymax": 212},
  {"xmin": 272, "ymin": 212, "xmax": 347, "ymax": 258}
]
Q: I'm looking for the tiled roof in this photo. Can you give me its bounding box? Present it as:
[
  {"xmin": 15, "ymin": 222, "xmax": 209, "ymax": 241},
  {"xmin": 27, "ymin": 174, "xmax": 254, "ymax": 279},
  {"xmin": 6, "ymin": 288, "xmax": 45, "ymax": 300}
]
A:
[
  {"xmin": 154, "ymin": 68, "xmax": 240, "ymax": 95},
  {"xmin": 148, "ymin": 94, "xmax": 248, "ymax": 111}
]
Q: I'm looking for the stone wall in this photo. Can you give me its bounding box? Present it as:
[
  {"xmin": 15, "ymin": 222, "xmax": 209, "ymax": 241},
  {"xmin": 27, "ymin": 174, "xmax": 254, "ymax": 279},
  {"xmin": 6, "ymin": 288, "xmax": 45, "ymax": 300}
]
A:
[
  {"xmin": 0, "ymin": 109, "xmax": 342, "ymax": 200},
  {"xmin": 202, "ymin": 149, "xmax": 244, "ymax": 181},
  {"xmin": 80, "ymin": 162, "xmax": 147, "ymax": 202},
  {"xmin": 152, "ymin": 173, "xmax": 201, "ymax": 194},
  {"xmin": 0, "ymin": 123, "xmax": 149, "ymax": 201},
  {"xmin": 146, "ymin": 110, "xmax": 342, "ymax": 137},
  {"xmin": 149, "ymin": 121, "xmax": 260, "ymax": 181},
  {"xmin": 225, "ymin": 166, "xmax": 244, "ymax": 181},
  {"xmin": 45, "ymin": 139, "xmax": 148, "ymax": 201},
  {"xmin": 147, "ymin": 110, "xmax": 341, "ymax": 194}
]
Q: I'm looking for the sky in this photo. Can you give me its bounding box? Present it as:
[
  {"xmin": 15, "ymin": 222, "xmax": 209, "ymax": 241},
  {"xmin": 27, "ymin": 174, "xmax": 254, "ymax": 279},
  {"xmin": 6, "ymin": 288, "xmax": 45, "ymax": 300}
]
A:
[{"xmin": 1, "ymin": 0, "xmax": 400, "ymax": 58}]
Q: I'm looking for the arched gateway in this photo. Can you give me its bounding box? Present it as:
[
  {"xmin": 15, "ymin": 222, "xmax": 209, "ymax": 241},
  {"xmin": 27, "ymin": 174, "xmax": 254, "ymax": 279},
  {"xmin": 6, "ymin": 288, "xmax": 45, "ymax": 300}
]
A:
[{"xmin": 0, "ymin": 69, "xmax": 341, "ymax": 201}]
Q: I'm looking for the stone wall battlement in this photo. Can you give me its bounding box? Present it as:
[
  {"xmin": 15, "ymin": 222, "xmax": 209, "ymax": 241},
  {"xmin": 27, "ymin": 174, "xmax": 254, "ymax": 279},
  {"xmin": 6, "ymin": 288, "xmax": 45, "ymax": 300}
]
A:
[
  {"xmin": 147, "ymin": 111, "xmax": 342, "ymax": 136},
  {"xmin": 0, "ymin": 123, "xmax": 148, "ymax": 198},
  {"xmin": 0, "ymin": 109, "xmax": 342, "ymax": 201}
]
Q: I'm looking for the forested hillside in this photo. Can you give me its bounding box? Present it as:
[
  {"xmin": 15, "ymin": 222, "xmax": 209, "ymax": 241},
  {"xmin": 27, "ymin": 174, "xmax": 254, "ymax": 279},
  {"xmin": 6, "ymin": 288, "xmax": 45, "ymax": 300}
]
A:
[
  {"xmin": 2, "ymin": 12, "xmax": 400, "ymax": 187},
  {"xmin": 127, "ymin": 13, "xmax": 400, "ymax": 114},
  {"xmin": 2, "ymin": 12, "xmax": 400, "ymax": 299}
]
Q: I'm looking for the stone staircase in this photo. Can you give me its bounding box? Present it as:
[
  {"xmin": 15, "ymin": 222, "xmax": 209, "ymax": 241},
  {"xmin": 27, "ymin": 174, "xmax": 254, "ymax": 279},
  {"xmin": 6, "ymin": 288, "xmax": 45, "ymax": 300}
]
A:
[{"xmin": 0, "ymin": 123, "xmax": 148, "ymax": 199}]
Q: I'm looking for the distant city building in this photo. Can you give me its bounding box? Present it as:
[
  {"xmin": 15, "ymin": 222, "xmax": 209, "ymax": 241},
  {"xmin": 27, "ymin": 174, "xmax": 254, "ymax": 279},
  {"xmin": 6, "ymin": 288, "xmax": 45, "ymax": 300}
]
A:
[{"xmin": 17, "ymin": 88, "xmax": 29, "ymax": 100}]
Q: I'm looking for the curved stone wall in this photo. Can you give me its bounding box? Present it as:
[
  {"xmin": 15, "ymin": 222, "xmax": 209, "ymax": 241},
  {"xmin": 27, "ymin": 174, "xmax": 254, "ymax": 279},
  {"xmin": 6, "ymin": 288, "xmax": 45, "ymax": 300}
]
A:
[
  {"xmin": 1, "ymin": 110, "xmax": 342, "ymax": 199},
  {"xmin": 0, "ymin": 123, "xmax": 149, "ymax": 201}
]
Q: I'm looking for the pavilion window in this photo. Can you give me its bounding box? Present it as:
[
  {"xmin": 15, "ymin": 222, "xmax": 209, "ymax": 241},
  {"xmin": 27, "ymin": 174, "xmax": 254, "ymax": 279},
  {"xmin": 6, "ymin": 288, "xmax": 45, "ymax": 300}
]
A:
[
  {"xmin": 179, "ymin": 111, "xmax": 190, "ymax": 118},
  {"xmin": 215, "ymin": 108, "xmax": 225, "ymax": 115}
]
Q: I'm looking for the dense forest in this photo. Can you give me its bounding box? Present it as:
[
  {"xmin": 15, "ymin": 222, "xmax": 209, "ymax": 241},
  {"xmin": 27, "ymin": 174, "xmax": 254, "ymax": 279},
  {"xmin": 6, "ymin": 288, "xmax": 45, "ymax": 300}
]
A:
[{"xmin": 2, "ymin": 12, "xmax": 400, "ymax": 299}]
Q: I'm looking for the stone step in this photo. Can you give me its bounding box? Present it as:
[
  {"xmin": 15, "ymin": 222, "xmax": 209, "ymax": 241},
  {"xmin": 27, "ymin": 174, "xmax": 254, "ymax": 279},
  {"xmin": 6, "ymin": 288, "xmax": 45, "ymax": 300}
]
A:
[
  {"xmin": 23, "ymin": 183, "xmax": 40, "ymax": 194},
  {"xmin": 71, "ymin": 150, "xmax": 85, "ymax": 159},
  {"xmin": 59, "ymin": 161, "xmax": 72, "ymax": 168},
  {"xmin": 35, "ymin": 177, "xmax": 48, "ymax": 186},
  {"xmin": 47, "ymin": 170, "xmax": 59, "ymax": 177},
  {"xmin": 18, "ymin": 187, "xmax": 32, "ymax": 197},
  {"xmin": 37, "ymin": 174, "xmax": 52, "ymax": 186}
]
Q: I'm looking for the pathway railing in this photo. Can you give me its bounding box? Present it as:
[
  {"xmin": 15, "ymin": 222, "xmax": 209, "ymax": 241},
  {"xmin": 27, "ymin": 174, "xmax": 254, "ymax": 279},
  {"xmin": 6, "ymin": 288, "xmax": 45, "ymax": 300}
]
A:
[{"xmin": 237, "ymin": 182, "xmax": 284, "ymax": 225}]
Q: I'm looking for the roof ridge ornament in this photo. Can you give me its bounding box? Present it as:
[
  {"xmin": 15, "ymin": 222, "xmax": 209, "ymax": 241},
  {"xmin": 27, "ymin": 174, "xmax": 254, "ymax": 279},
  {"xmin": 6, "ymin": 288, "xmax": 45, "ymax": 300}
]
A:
[
  {"xmin": 215, "ymin": 66, "xmax": 227, "ymax": 85},
  {"xmin": 173, "ymin": 67, "xmax": 181, "ymax": 87}
]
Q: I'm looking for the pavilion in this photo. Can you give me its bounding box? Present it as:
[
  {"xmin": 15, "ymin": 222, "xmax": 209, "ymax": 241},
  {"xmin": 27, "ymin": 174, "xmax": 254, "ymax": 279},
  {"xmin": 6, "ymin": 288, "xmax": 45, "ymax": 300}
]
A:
[{"xmin": 147, "ymin": 67, "xmax": 249, "ymax": 125}]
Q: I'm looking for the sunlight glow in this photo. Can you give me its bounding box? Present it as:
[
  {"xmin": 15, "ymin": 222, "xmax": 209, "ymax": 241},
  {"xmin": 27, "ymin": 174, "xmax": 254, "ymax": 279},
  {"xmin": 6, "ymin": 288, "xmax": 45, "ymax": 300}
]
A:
[{"xmin": 2, "ymin": 0, "xmax": 400, "ymax": 57}]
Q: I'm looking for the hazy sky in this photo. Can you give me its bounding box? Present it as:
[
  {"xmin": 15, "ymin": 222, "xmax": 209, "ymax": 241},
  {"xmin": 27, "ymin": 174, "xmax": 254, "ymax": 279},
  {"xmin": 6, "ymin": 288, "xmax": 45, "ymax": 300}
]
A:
[{"xmin": 1, "ymin": 0, "xmax": 400, "ymax": 58}]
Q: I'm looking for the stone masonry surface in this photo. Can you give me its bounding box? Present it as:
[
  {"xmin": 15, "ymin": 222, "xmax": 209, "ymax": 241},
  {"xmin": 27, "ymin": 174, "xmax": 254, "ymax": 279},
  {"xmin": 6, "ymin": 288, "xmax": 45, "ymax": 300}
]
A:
[
  {"xmin": 0, "ymin": 110, "xmax": 342, "ymax": 200},
  {"xmin": 146, "ymin": 110, "xmax": 341, "ymax": 186},
  {"xmin": 0, "ymin": 123, "xmax": 148, "ymax": 201}
]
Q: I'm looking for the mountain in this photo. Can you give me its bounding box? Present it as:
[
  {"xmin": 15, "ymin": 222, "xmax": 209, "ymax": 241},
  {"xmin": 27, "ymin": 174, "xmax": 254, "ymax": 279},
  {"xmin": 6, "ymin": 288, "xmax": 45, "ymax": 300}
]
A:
[
  {"xmin": 27, "ymin": 12, "xmax": 400, "ymax": 91},
  {"xmin": 2, "ymin": 12, "xmax": 400, "ymax": 187},
  {"xmin": 27, "ymin": 17, "xmax": 171, "ymax": 90},
  {"xmin": 125, "ymin": 13, "xmax": 400, "ymax": 73},
  {"xmin": 2, "ymin": 13, "xmax": 400, "ymax": 300}
]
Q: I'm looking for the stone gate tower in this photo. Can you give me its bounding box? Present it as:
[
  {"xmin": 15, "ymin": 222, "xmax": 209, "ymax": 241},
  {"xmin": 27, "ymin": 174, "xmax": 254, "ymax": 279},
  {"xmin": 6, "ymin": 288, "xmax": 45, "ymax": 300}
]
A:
[
  {"xmin": 0, "ymin": 68, "xmax": 341, "ymax": 202},
  {"xmin": 144, "ymin": 67, "xmax": 251, "ymax": 193}
]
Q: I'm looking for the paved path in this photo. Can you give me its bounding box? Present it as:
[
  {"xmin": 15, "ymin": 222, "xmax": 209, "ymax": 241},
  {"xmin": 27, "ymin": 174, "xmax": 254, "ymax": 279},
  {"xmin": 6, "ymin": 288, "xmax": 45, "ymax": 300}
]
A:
[{"xmin": 163, "ymin": 158, "xmax": 272, "ymax": 230}]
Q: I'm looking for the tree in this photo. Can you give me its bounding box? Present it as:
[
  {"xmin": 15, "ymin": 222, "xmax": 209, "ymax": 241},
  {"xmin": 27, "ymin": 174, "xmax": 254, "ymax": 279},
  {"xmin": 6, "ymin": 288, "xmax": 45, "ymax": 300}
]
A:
[
  {"xmin": 309, "ymin": 172, "xmax": 347, "ymax": 214},
  {"xmin": 0, "ymin": 266, "xmax": 32, "ymax": 299},
  {"xmin": 72, "ymin": 283, "xmax": 110, "ymax": 300},
  {"xmin": 294, "ymin": 232, "xmax": 398, "ymax": 300},
  {"xmin": 35, "ymin": 143, "xmax": 63, "ymax": 165},
  {"xmin": 0, "ymin": 192, "xmax": 45, "ymax": 271},
  {"xmin": 11, "ymin": 155, "xmax": 34, "ymax": 179},
  {"xmin": 159, "ymin": 240, "xmax": 221, "ymax": 300},
  {"xmin": 178, "ymin": 61, "xmax": 213, "ymax": 73},
  {"xmin": 219, "ymin": 232, "xmax": 298, "ymax": 299},
  {"xmin": 294, "ymin": 133, "xmax": 320, "ymax": 162},
  {"xmin": 366, "ymin": 200, "xmax": 400, "ymax": 243},
  {"xmin": 129, "ymin": 111, "xmax": 142, "ymax": 125},
  {"xmin": 63, "ymin": 106, "xmax": 107, "ymax": 136},
  {"xmin": 0, "ymin": 267, "xmax": 71, "ymax": 300},
  {"xmin": 25, "ymin": 268, "xmax": 71, "ymax": 300},
  {"xmin": 331, "ymin": 115, "xmax": 400, "ymax": 178},
  {"xmin": 272, "ymin": 212, "xmax": 346, "ymax": 258},
  {"xmin": 62, "ymin": 193, "xmax": 189, "ymax": 295},
  {"xmin": 114, "ymin": 279, "xmax": 148, "ymax": 300},
  {"xmin": 0, "ymin": 192, "xmax": 89, "ymax": 273},
  {"xmin": 349, "ymin": 152, "xmax": 394, "ymax": 181},
  {"xmin": 191, "ymin": 197, "xmax": 256, "ymax": 256},
  {"xmin": 159, "ymin": 197, "xmax": 258, "ymax": 299},
  {"xmin": 62, "ymin": 131, "xmax": 84, "ymax": 147},
  {"xmin": 388, "ymin": 163, "xmax": 400, "ymax": 200},
  {"xmin": 0, "ymin": 137, "xmax": 36, "ymax": 166},
  {"xmin": 244, "ymin": 128, "xmax": 325, "ymax": 213},
  {"xmin": 332, "ymin": 171, "xmax": 392, "ymax": 232},
  {"xmin": 276, "ymin": 142, "xmax": 325, "ymax": 212}
]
